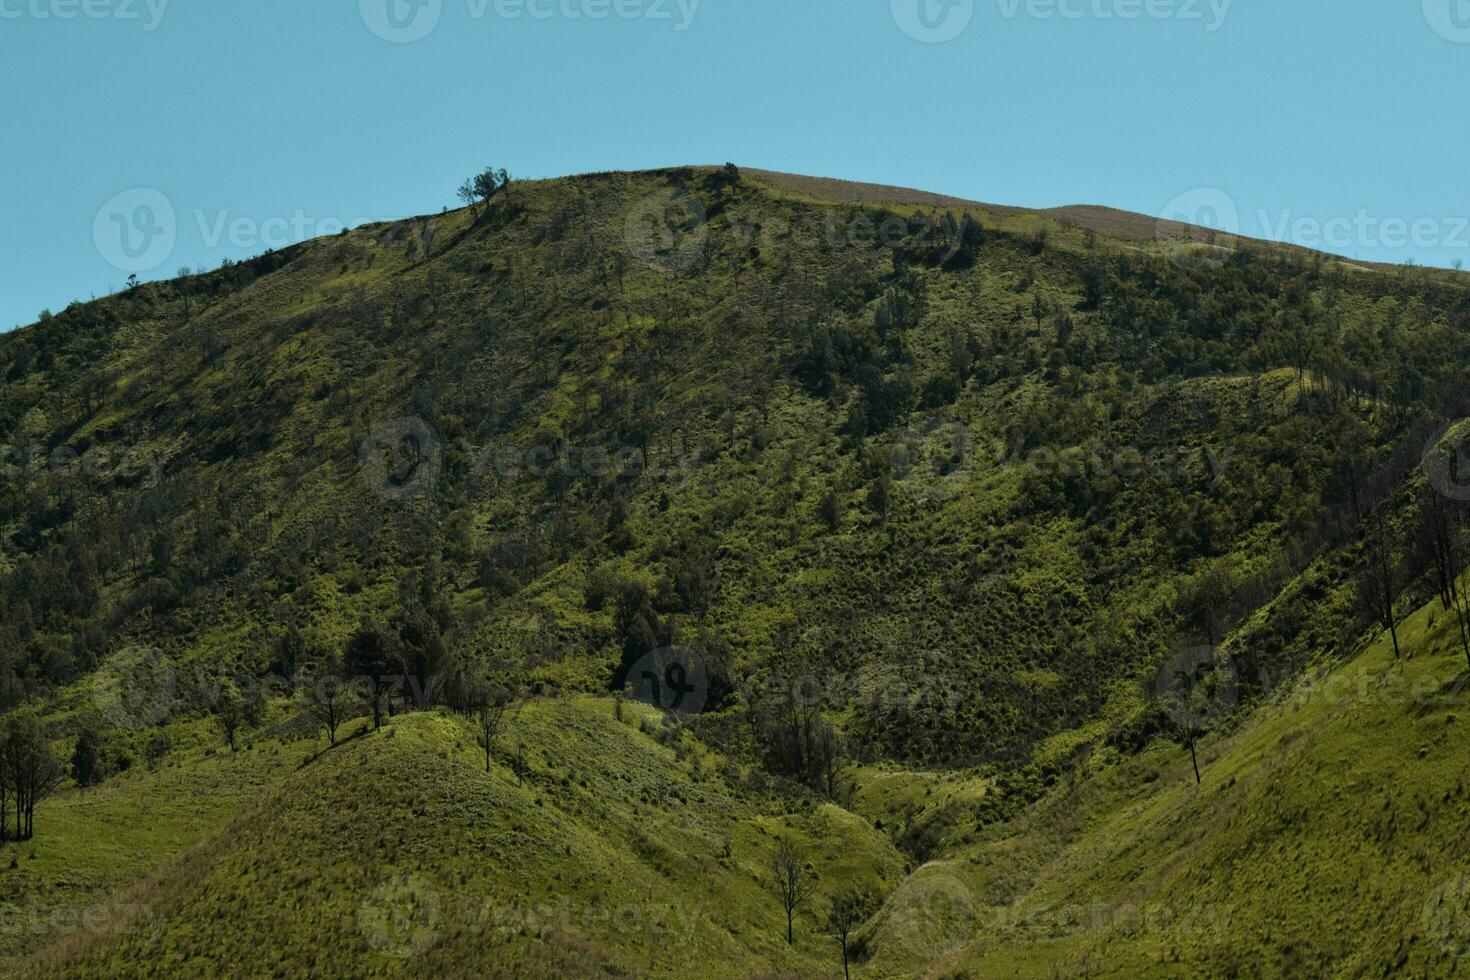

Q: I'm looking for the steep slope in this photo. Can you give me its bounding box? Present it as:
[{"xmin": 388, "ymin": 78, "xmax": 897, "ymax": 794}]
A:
[
  {"xmin": 4, "ymin": 166, "xmax": 1467, "ymax": 769},
  {"xmin": 877, "ymin": 584, "xmax": 1470, "ymax": 979}
]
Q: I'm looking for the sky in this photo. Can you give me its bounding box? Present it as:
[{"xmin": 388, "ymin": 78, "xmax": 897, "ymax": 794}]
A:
[{"xmin": 1, "ymin": 0, "xmax": 1467, "ymax": 329}]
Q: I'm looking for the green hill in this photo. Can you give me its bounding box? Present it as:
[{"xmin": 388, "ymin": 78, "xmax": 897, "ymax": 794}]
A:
[{"xmin": 3, "ymin": 165, "xmax": 1470, "ymax": 976}]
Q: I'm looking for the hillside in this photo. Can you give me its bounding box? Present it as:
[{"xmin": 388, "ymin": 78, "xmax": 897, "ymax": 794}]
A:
[
  {"xmin": 11, "ymin": 590, "xmax": 1470, "ymax": 977},
  {"xmin": 3, "ymin": 166, "xmax": 1470, "ymax": 975}
]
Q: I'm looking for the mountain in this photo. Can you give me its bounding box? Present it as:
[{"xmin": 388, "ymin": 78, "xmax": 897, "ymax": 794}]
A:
[{"xmin": 2, "ymin": 166, "xmax": 1470, "ymax": 977}]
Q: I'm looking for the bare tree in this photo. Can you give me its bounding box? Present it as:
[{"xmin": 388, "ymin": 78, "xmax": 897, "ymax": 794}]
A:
[
  {"xmin": 769, "ymin": 838, "xmax": 818, "ymax": 945},
  {"xmin": 814, "ymin": 724, "xmax": 850, "ymax": 803},
  {"xmin": 1418, "ymin": 485, "xmax": 1470, "ymax": 668},
  {"xmin": 304, "ymin": 657, "xmax": 350, "ymax": 746},
  {"xmin": 470, "ymin": 680, "xmax": 514, "ymax": 774},
  {"xmin": 456, "ymin": 180, "xmax": 479, "ymax": 217},
  {"xmin": 0, "ymin": 727, "xmax": 7, "ymax": 841},
  {"xmin": 826, "ymin": 890, "xmax": 874, "ymax": 980},
  {"xmin": 1356, "ymin": 511, "xmax": 1405, "ymax": 659},
  {"xmin": 1154, "ymin": 645, "xmax": 1235, "ymax": 786},
  {"xmin": 216, "ymin": 683, "xmax": 245, "ymax": 752}
]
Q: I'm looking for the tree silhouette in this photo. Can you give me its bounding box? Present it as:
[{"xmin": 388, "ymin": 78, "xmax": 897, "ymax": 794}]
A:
[{"xmin": 769, "ymin": 838, "xmax": 817, "ymax": 945}]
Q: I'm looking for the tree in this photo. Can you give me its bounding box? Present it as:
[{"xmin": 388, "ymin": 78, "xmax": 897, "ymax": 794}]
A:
[
  {"xmin": 1356, "ymin": 511, "xmax": 1405, "ymax": 659},
  {"xmin": 471, "ymin": 168, "xmax": 503, "ymax": 211},
  {"xmin": 1154, "ymin": 646, "xmax": 1234, "ymax": 786},
  {"xmin": 271, "ymin": 626, "xmax": 306, "ymax": 680},
  {"xmin": 612, "ymin": 580, "xmax": 667, "ymax": 688},
  {"xmin": 753, "ymin": 677, "xmax": 846, "ymax": 797},
  {"xmin": 826, "ymin": 890, "xmax": 875, "ymax": 980},
  {"xmin": 457, "ymin": 180, "xmax": 479, "ymax": 216},
  {"xmin": 818, "ymin": 489, "xmax": 842, "ymax": 532},
  {"xmin": 0, "ymin": 726, "xmax": 7, "ymax": 840},
  {"xmin": 1169, "ymin": 708, "xmax": 1206, "ymax": 786},
  {"xmin": 1417, "ymin": 484, "xmax": 1470, "ymax": 668},
  {"xmin": 70, "ymin": 721, "xmax": 109, "ymax": 788},
  {"xmin": 344, "ymin": 626, "xmax": 400, "ymax": 730},
  {"xmin": 1272, "ymin": 307, "xmax": 1324, "ymax": 403},
  {"xmin": 513, "ymin": 742, "xmax": 528, "ymax": 787},
  {"xmin": 470, "ymin": 679, "xmax": 514, "ymax": 774},
  {"xmin": 768, "ymin": 838, "xmax": 817, "ymax": 945},
  {"xmin": 304, "ymin": 656, "xmax": 350, "ymax": 746},
  {"xmin": 216, "ymin": 683, "xmax": 245, "ymax": 752},
  {"xmin": 145, "ymin": 730, "xmax": 172, "ymax": 769},
  {"xmin": 3, "ymin": 713, "xmax": 65, "ymax": 840}
]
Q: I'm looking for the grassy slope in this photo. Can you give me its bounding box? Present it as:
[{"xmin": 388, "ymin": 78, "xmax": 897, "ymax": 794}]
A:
[
  {"xmin": 853, "ymin": 589, "xmax": 1470, "ymax": 978},
  {"xmin": 15, "ymin": 587, "xmax": 1470, "ymax": 978},
  {"xmin": 20, "ymin": 699, "xmax": 907, "ymax": 978},
  {"xmin": 0, "ymin": 719, "xmax": 304, "ymax": 964}
]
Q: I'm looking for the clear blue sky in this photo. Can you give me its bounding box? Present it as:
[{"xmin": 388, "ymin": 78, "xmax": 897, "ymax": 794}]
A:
[{"xmin": 2, "ymin": 0, "xmax": 1466, "ymax": 329}]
